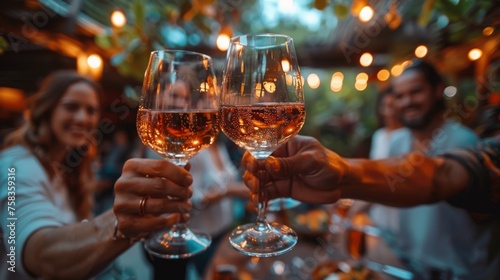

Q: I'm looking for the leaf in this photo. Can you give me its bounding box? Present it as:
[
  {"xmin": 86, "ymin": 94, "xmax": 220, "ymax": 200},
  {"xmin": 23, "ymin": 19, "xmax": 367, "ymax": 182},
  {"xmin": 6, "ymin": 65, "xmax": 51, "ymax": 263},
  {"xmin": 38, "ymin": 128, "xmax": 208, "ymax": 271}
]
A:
[
  {"xmin": 95, "ymin": 34, "xmax": 114, "ymax": 50},
  {"xmin": 192, "ymin": 15, "xmax": 213, "ymax": 34},
  {"xmin": 314, "ymin": 0, "xmax": 330, "ymax": 10},
  {"xmin": 418, "ymin": 0, "xmax": 436, "ymax": 27},
  {"xmin": 110, "ymin": 51, "xmax": 128, "ymax": 66},
  {"xmin": 333, "ymin": 3, "xmax": 349, "ymax": 19},
  {"xmin": 131, "ymin": 0, "xmax": 145, "ymax": 32},
  {"xmin": 164, "ymin": 4, "xmax": 180, "ymax": 24},
  {"xmin": 125, "ymin": 38, "xmax": 142, "ymax": 52}
]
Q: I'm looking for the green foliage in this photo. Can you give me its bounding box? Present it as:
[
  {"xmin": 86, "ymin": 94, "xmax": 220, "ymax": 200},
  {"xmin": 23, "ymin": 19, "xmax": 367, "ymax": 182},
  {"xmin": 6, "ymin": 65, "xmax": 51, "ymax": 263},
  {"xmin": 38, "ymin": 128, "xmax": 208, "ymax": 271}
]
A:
[{"xmin": 300, "ymin": 68, "xmax": 378, "ymax": 156}]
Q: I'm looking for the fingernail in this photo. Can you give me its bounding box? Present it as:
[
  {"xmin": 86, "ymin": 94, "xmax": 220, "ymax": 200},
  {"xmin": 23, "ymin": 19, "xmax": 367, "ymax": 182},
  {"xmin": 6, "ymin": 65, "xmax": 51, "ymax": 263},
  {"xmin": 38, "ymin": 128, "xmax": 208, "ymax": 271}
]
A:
[{"xmin": 267, "ymin": 156, "xmax": 280, "ymax": 172}]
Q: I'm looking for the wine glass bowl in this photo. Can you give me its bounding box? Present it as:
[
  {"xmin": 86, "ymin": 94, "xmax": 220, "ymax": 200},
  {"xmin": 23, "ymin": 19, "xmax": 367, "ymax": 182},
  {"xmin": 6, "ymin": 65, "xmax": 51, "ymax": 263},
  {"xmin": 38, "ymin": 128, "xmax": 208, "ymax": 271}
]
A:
[
  {"xmin": 220, "ymin": 34, "xmax": 305, "ymax": 257},
  {"xmin": 136, "ymin": 49, "xmax": 219, "ymax": 258}
]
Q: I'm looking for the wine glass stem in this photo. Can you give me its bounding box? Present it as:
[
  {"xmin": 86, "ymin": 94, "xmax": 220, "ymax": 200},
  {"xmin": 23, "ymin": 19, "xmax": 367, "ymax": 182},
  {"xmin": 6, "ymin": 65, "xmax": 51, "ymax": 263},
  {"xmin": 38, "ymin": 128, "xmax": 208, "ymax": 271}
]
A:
[
  {"xmin": 256, "ymin": 167, "xmax": 268, "ymax": 225},
  {"xmin": 170, "ymin": 223, "xmax": 188, "ymax": 237},
  {"xmin": 173, "ymin": 161, "xmax": 189, "ymax": 229}
]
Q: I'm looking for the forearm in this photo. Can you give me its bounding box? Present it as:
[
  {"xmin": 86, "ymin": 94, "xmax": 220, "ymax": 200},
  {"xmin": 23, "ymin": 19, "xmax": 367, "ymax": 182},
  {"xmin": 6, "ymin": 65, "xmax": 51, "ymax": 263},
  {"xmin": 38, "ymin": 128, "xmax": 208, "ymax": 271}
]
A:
[
  {"xmin": 340, "ymin": 152, "xmax": 468, "ymax": 207},
  {"xmin": 24, "ymin": 210, "xmax": 131, "ymax": 279}
]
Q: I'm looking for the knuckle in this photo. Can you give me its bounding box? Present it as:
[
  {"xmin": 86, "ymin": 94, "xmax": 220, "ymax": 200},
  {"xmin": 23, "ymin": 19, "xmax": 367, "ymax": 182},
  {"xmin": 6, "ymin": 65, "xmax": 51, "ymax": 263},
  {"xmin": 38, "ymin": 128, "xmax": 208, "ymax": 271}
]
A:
[{"xmin": 113, "ymin": 202, "xmax": 128, "ymax": 213}]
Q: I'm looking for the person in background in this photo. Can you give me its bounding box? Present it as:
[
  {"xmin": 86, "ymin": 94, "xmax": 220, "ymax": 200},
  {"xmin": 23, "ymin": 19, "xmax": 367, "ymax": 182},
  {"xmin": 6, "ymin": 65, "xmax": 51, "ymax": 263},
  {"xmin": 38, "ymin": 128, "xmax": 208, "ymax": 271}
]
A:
[
  {"xmin": 369, "ymin": 87, "xmax": 403, "ymax": 159},
  {"xmin": 0, "ymin": 70, "xmax": 193, "ymax": 279},
  {"xmin": 188, "ymin": 134, "xmax": 248, "ymax": 278},
  {"xmin": 367, "ymin": 59, "xmax": 492, "ymax": 279},
  {"xmin": 350, "ymin": 87, "xmax": 404, "ymax": 215},
  {"xmin": 242, "ymin": 135, "xmax": 500, "ymax": 278}
]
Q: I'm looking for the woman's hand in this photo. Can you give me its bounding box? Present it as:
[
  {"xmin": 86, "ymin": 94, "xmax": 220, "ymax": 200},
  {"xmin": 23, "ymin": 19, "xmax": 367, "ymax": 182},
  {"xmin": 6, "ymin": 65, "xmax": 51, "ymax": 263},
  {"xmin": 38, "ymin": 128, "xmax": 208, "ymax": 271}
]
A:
[
  {"xmin": 242, "ymin": 135, "xmax": 349, "ymax": 205},
  {"xmin": 113, "ymin": 158, "xmax": 193, "ymax": 239}
]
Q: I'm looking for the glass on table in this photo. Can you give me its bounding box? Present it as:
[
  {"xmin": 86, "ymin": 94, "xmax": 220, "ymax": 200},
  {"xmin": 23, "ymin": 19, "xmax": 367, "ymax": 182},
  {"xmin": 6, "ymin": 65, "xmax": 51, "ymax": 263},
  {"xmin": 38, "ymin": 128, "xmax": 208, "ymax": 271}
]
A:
[
  {"xmin": 136, "ymin": 49, "xmax": 219, "ymax": 258},
  {"xmin": 220, "ymin": 33, "xmax": 306, "ymax": 257}
]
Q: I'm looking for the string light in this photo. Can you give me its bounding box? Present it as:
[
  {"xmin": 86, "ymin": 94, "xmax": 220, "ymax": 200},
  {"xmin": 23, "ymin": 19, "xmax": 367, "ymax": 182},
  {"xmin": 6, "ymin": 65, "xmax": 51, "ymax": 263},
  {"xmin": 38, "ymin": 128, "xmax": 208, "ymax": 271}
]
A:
[
  {"xmin": 355, "ymin": 81, "xmax": 367, "ymax": 91},
  {"xmin": 444, "ymin": 86, "xmax": 457, "ymax": 98},
  {"xmin": 110, "ymin": 10, "xmax": 126, "ymax": 28},
  {"xmin": 468, "ymin": 48, "xmax": 482, "ymax": 61},
  {"xmin": 216, "ymin": 34, "xmax": 231, "ymax": 51},
  {"xmin": 401, "ymin": 60, "xmax": 412, "ymax": 70},
  {"xmin": 356, "ymin": 72, "xmax": 368, "ymax": 84},
  {"xmin": 330, "ymin": 72, "xmax": 343, "ymax": 92},
  {"xmin": 359, "ymin": 52, "xmax": 373, "ymax": 67},
  {"xmin": 391, "ymin": 64, "xmax": 403, "ymax": 76},
  {"xmin": 307, "ymin": 73, "xmax": 320, "ymax": 89},
  {"xmin": 415, "ymin": 45, "xmax": 428, "ymax": 58},
  {"xmin": 483, "ymin": 27, "xmax": 494, "ymax": 36},
  {"xmin": 87, "ymin": 54, "xmax": 102, "ymax": 69},
  {"xmin": 377, "ymin": 69, "xmax": 390, "ymax": 81},
  {"xmin": 359, "ymin": 6, "xmax": 374, "ymax": 22}
]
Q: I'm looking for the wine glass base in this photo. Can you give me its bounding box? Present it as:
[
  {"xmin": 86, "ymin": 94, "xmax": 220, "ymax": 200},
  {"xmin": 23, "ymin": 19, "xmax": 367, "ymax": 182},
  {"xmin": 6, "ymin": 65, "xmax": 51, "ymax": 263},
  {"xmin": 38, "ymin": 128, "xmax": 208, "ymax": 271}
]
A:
[
  {"xmin": 229, "ymin": 222, "xmax": 297, "ymax": 257},
  {"xmin": 144, "ymin": 228, "xmax": 211, "ymax": 259},
  {"xmin": 267, "ymin": 198, "xmax": 301, "ymax": 211}
]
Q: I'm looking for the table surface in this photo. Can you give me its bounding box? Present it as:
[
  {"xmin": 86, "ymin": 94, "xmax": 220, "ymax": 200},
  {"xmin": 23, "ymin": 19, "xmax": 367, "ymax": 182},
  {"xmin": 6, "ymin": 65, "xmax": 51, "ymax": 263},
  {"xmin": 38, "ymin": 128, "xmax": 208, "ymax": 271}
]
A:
[{"xmin": 204, "ymin": 207, "xmax": 412, "ymax": 280}]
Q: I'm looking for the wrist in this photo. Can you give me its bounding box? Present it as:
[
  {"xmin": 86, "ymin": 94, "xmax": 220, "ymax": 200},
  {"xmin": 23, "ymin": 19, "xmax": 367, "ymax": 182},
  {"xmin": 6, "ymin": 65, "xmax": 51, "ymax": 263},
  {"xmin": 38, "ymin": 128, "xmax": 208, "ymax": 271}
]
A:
[
  {"xmin": 112, "ymin": 218, "xmax": 140, "ymax": 245},
  {"xmin": 339, "ymin": 158, "xmax": 363, "ymax": 199}
]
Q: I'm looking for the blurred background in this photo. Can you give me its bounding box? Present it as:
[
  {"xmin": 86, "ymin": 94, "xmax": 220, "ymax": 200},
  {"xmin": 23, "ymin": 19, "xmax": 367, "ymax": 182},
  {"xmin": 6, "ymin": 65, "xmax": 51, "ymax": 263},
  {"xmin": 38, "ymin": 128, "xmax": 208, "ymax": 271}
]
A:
[{"xmin": 1, "ymin": 0, "xmax": 499, "ymax": 155}]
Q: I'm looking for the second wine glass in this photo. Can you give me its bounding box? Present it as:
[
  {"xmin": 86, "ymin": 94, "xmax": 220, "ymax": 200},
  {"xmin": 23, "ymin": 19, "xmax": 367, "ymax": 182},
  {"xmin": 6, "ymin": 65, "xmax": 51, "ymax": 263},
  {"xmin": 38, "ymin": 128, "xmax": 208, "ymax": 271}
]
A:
[
  {"xmin": 220, "ymin": 34, "xmax": 306, "ymax": 257},
  {"xmin": 136, "ymin": 50, "xmax": 219, "ymax": 258}
]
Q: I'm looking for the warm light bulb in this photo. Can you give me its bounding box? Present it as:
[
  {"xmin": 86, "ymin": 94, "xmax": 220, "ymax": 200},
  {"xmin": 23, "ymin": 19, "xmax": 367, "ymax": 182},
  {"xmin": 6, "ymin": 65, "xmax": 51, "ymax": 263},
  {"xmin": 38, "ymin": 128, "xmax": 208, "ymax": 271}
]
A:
[
  {"xmin": 377, "ymin": 69, "xmax": 390, "ymax": 81},
  {"xmin": 355, "ymin": 81, "xmax": 367, "ymax": 91},
  {"xmin": 468, "ymin": 48, "xmax": 482, "ymax": 61},
  {"xmin": 444, "ymin": 86, "xmax": 457, "ymax": 98},
  {"xmin": 111, "ymin": 11, "xmax": 126, "ymax": 28},
  {"xmin": 415, "ymin": 45, "xmax": 428, "ymax": 58},
  {"xmin": 216, "ymin": 34, "xmax": 230, "ymax": 51},
  {"xmin": 332, "ymin": 71, "xmax": 344, "ymax": 79},
  {"xmin": 307, "ymin": 73, "xmax": 320, "ymax": 89},
  {"xmin": 391, "ymin": 64, "xmax": 403, "ymax": 76},
  {"xmin": 359, "ymin": 52, "xmax": 373, "ymax": 67},
  {"xmin": 356, "ymin": 72, "xmax": 368, "ymax": 84},
  {"xmin": 483, "ymin": 27, "xmax": 494, "ymax": 36},
  {"xmin": 401, "ymin": 60, "xmax": 412, "ymax": 70},
  {"xmin": 87, "ymin": 54, "xmax": 102, "ymax": 69},
  {"xmin": 359, "ymin": 6, "xmax": 374, "ymax": 22},
  {"xmin": 331, "ymin": 76, "xmax": 343, "ymax": 87},
  {"xmin": 330, "ymin": 72, "xmax": 343, "ymax": 92}
]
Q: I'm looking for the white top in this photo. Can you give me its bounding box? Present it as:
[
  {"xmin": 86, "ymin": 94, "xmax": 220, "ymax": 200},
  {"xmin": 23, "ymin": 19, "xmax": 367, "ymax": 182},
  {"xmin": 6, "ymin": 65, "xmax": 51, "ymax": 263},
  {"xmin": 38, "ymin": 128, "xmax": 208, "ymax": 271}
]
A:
[
  {"xmin": 0, "ymin": 145, "xmax": 153, "ymax": 280},
  {"xmin": 0, "ymin": 145, "xmax": 77, "ymax": 279},
  {"xmin": 369, "ymin": 128, "xmax": 400, "ymax": 159},
  {"xmin": 188, "ymin": 143, "xmax": 241, "ymax": 237}
]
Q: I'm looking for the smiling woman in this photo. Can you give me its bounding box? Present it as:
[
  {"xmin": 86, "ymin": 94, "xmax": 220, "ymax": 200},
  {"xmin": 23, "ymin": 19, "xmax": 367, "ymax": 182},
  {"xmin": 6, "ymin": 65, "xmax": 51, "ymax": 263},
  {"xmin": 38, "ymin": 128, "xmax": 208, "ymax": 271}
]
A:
[
  {"xmin": 49, "ymin": 81, "xmax": 100, "ymax": 149},
  {"xmin": 0, "ymin": 69, "xmax": 199, "ymax": 280},
  {"xmin": 3, "ymin": 71, "xmax": 103, "ymax": 219}
]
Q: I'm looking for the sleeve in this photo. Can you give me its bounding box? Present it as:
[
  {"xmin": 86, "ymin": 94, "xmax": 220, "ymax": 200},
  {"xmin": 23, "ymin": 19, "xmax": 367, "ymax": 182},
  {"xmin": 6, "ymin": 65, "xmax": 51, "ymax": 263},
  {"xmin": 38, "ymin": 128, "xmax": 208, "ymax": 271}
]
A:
[
  {"xmin": 0, "ymin": 150, "xmax": 69, "ymax": 278},
  {"xmin": 442, "ymin": 136, "xmax": 500, "ymax": 223}
]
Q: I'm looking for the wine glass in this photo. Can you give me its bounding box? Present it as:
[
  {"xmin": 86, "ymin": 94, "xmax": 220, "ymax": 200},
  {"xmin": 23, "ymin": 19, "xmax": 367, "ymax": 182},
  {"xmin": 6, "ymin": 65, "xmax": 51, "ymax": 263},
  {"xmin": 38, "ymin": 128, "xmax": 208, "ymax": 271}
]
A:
[
  {"xmin": 136, "ymin": 50, "xmax": 219, "ymax": 258},
  {"xmin": 220, "ymin": 34, "xmax": 306, "ymax": 257}
]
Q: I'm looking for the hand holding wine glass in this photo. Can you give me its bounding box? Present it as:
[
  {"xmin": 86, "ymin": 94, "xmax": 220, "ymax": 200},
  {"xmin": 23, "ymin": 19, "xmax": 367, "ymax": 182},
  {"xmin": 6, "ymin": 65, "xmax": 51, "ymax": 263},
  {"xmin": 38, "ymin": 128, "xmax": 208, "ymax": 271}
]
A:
[
  {"xmin": 220, "ymin": 34, "xmax": 306, "ymax": 257},
  {"xmin": 136, "ymin": 50, "xmax": 219, "ymax": 258}
]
